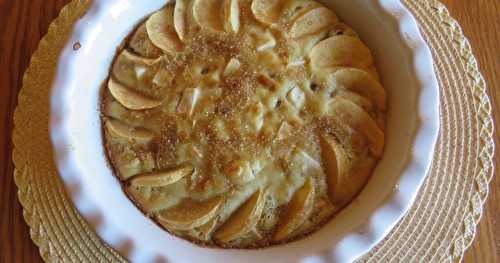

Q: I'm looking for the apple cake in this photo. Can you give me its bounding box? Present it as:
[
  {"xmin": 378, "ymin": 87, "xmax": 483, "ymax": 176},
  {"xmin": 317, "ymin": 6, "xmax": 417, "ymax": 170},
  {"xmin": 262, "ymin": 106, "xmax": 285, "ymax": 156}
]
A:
[{"xmin": 101, "ymin": 0, "xmax": 386, "ymax": 248}]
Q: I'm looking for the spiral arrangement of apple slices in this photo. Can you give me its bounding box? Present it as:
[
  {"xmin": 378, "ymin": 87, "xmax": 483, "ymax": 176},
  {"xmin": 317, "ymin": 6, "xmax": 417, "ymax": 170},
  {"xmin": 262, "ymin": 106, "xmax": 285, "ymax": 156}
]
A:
[{"xmin": 102, "ymin": 0, "xmax": 386, "ymax": 248}]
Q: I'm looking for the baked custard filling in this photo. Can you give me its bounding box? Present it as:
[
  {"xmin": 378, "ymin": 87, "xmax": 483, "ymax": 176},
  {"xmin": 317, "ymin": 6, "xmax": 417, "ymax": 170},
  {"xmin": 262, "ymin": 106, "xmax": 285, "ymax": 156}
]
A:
[{"xmin": 101, "ymin": 0, "xmax": 386, "ymax": 248}]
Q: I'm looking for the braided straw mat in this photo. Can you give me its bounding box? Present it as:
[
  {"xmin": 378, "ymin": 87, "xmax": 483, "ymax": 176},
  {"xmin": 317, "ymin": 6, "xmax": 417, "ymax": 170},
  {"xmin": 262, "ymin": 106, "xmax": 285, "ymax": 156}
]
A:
[{"xmin": 12, "ymin": 0, "xmax": 495, "ymax": 262}]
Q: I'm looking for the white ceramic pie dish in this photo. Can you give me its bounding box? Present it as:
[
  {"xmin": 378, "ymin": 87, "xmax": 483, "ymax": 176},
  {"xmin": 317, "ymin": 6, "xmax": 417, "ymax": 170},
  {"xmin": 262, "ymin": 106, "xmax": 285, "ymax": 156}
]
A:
[{"xmin": 49, "ymin": 0, "xmax": 439, "ymax": 262}]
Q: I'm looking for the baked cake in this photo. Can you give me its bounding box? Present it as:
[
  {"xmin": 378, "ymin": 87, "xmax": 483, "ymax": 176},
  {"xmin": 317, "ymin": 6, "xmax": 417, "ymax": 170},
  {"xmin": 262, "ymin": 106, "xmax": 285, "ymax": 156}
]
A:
[{"xmin": 101, "ymin": 0, "xmax": 386, "ymax": 248}]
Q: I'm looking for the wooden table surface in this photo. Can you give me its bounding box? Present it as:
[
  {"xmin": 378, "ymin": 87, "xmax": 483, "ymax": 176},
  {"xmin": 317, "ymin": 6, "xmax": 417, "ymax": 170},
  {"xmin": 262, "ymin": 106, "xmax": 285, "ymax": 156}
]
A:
[{"xmin": 0, "ymin": 1, "xmax": 498, "ymax": 262}]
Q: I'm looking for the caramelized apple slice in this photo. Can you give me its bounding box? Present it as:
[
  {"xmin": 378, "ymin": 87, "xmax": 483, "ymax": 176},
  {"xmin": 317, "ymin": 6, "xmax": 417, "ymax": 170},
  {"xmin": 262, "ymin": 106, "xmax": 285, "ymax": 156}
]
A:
[
  {"xmin": 330, "ymin": 98, "xmax": 384, "ymax": 157},
  {"xmin": 319, "ymin": 134, "xmax": 351, "ymax": 203},
  {"xmin": 214, "ymin": 189, "xmax": 266, "ymax": 243},
  {"xmin": 309, "ymin": 36, "xmax": 373, "ymax": 69},
  {"xmin": 197, "ymin": 217, "xmax": 219, "ymax": 241},
  {"xmin": 105, "ymin": 118, "xmax": 154, "ymax": 143},
  {"xmin": 146, "ymin": 5, "xmax": 184, "ymax": 54},
  {"xmin": 129, "ymin": 165, "xmax": 194, "ymax": 187},
  {"xmin": 129, "ymin": 23, "xmax": 162, "ymax": 58},
  {"xmin": 337, "ymin": 90, "xmax": 374, "ymax": 112},
  {"xmin": 121, "ymin": 49, "xmax": 160, "ymax": 66},
  {"xmin": 174, "ymin": 0, "xmax": 188, "ymax": 41},
  {"xmin": 108, "ymin": 78, "xmax": 162, "ymax": 110},
  {"xmin": 290, "ymin": 7, "xmax": 338, "ymax": 39},
  {"xmin": 158, "ymin": 196, "xmax": 224, "ymax": 230},
  {"xmin": 193, "ymin": 0, "xmax": 224, "ymax": 32},
  {"xmin": 274, "ymin": 177, "xmax": 315, "ymax": 241},
  {"xmin": 251, "ymin": 0, "xmax": 284, "ymax": 25},
  {"xmin": 223, "ymin": 0, "xmax": 240, "ymax": 33},
  {"xmin": 333, "ymin": 68, "xmax": 386, "ymax": 111},
  {"xmin": 280, "ymin": 0, "xmax": 320, "ymax": 25}
]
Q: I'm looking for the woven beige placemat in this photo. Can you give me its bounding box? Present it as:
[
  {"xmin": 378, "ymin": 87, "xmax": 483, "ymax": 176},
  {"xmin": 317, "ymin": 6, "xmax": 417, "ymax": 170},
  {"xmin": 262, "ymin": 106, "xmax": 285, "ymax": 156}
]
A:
[{"xmin": 12, "ymin": 0, "xmax": 495, "ymax": 262}]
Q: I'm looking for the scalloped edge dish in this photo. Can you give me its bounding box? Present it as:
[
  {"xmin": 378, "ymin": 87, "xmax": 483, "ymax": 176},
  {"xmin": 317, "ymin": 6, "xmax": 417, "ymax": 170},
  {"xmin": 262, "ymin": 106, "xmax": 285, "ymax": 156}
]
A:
[{"xmin": 49, "ymin": 0, "xmax": 440, "ymax": 262}]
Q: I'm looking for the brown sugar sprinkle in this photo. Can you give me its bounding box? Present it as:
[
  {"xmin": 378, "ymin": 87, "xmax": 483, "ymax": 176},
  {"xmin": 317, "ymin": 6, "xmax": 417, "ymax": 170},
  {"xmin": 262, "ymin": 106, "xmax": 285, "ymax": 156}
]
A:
[
  {"xmin": 152, "ymin": 126, "xmax": 179, "ymax": 170},
  {"xmin": 191, "ymin": 35, "xmax": 240, "ymax": 58},
  {"xmin": 216, "ymin": 77, "xmax": 253, "ymax": 117}
]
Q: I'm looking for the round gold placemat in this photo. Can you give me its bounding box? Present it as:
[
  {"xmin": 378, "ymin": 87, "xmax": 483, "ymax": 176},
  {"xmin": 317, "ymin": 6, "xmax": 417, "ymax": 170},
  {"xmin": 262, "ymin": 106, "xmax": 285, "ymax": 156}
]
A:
[{"xmin": 13, "ymin": 0, "xmax": 495, "ymax": 262}]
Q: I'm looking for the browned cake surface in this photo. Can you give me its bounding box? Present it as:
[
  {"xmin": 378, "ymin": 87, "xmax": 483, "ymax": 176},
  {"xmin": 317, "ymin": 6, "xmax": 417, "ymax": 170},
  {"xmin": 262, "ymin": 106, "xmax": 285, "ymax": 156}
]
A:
[{"xmin": 101, "ymin": 0, "xmax": 386, "ymax": 248}]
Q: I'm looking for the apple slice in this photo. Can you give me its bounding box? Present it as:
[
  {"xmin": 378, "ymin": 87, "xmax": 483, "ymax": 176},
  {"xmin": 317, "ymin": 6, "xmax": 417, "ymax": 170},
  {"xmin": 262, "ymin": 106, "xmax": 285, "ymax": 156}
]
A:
[
  {"xmin": 105, "ymin": 118, "xmax": 154, "ymax": 143},
  {"xmin": 274, "ymin": 177, "xmax": 315, "ymax": 241},
  {"xmin": 280, "ymin": 0, "xmax": 320, "ymax": 25},
  {"xmin": 146, "ymin": 5, "xmax": 184, "ymax": 54},
  {"xmin": 214, "ymin": 189, "xmax": 266, "ymax": 243},
  {"xmin": 193, "ymin": 0, "xmax": 224, "ymax": 32},
  {"xmin": 223, "ymin": 0, "xmax": 240, "ymax": 33},
  {"xmin": 330, "ymin": 98, "xmax": 384, "ymax": 157},
  {"xmin": 276, "ymin": 122, "xmax": 293, "ymax": 140},
  {"xmin": 223, "ymin": 58, "xmax": 241, "ymax": 76},
  {"xmin": 287, "ymin": 86, "xmax": 305, "ymax": 109},
  {"xmin": 128, "ymin": 23, "xmax": 162, "ymax": 58},
  {"xmin": 332, "ymin": 68, "xmax": 386, "ymax": 111},
  {"xmin": 309, "ymin": 35, "xmax": 373, "ymax": 70},
  {"xmin": 177, "ymin": 87, "xmax": 201, "ymax": 117},
  {"xmin": 198, "ymin": 217, "xmax": 219, "ymax": 240},
  {"xmin": 319, "ymin": 134, "xmax": 351, "ymax": 203},
  {"xmin": 152, "ymin": 68, "xmax": 174, "ymax": 88},
  {"xmin": 251, "ymin": 0, "xmax": 284, "ymax": 25},
  {"xmin": 158, "ymin": 196, "xmax": 224, "ymax": 230},
  {"xmin": 247, "ymin": 29, "xmax": 277, "ymax": 52},
  {"xmin": 129, "ymin": 165, "xmax": 194, "ymax": 187},
  {"xmin": 108, "ymin": 78, "xmax": 162, "ymax": 110},
  {"xmin": 121, "ymin": 49, "xmax": 160, "ymax": 66},
  {"xmin": 336, "ymin": 90, "xmax": 374, "ymax": 112},
  {"xmin": 174, "ymin": 0, "xmax": 188, "ymax": 41},
  {"xmin": 290, "ymin": 7, "xmax": 338, "ymax": 39}
]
